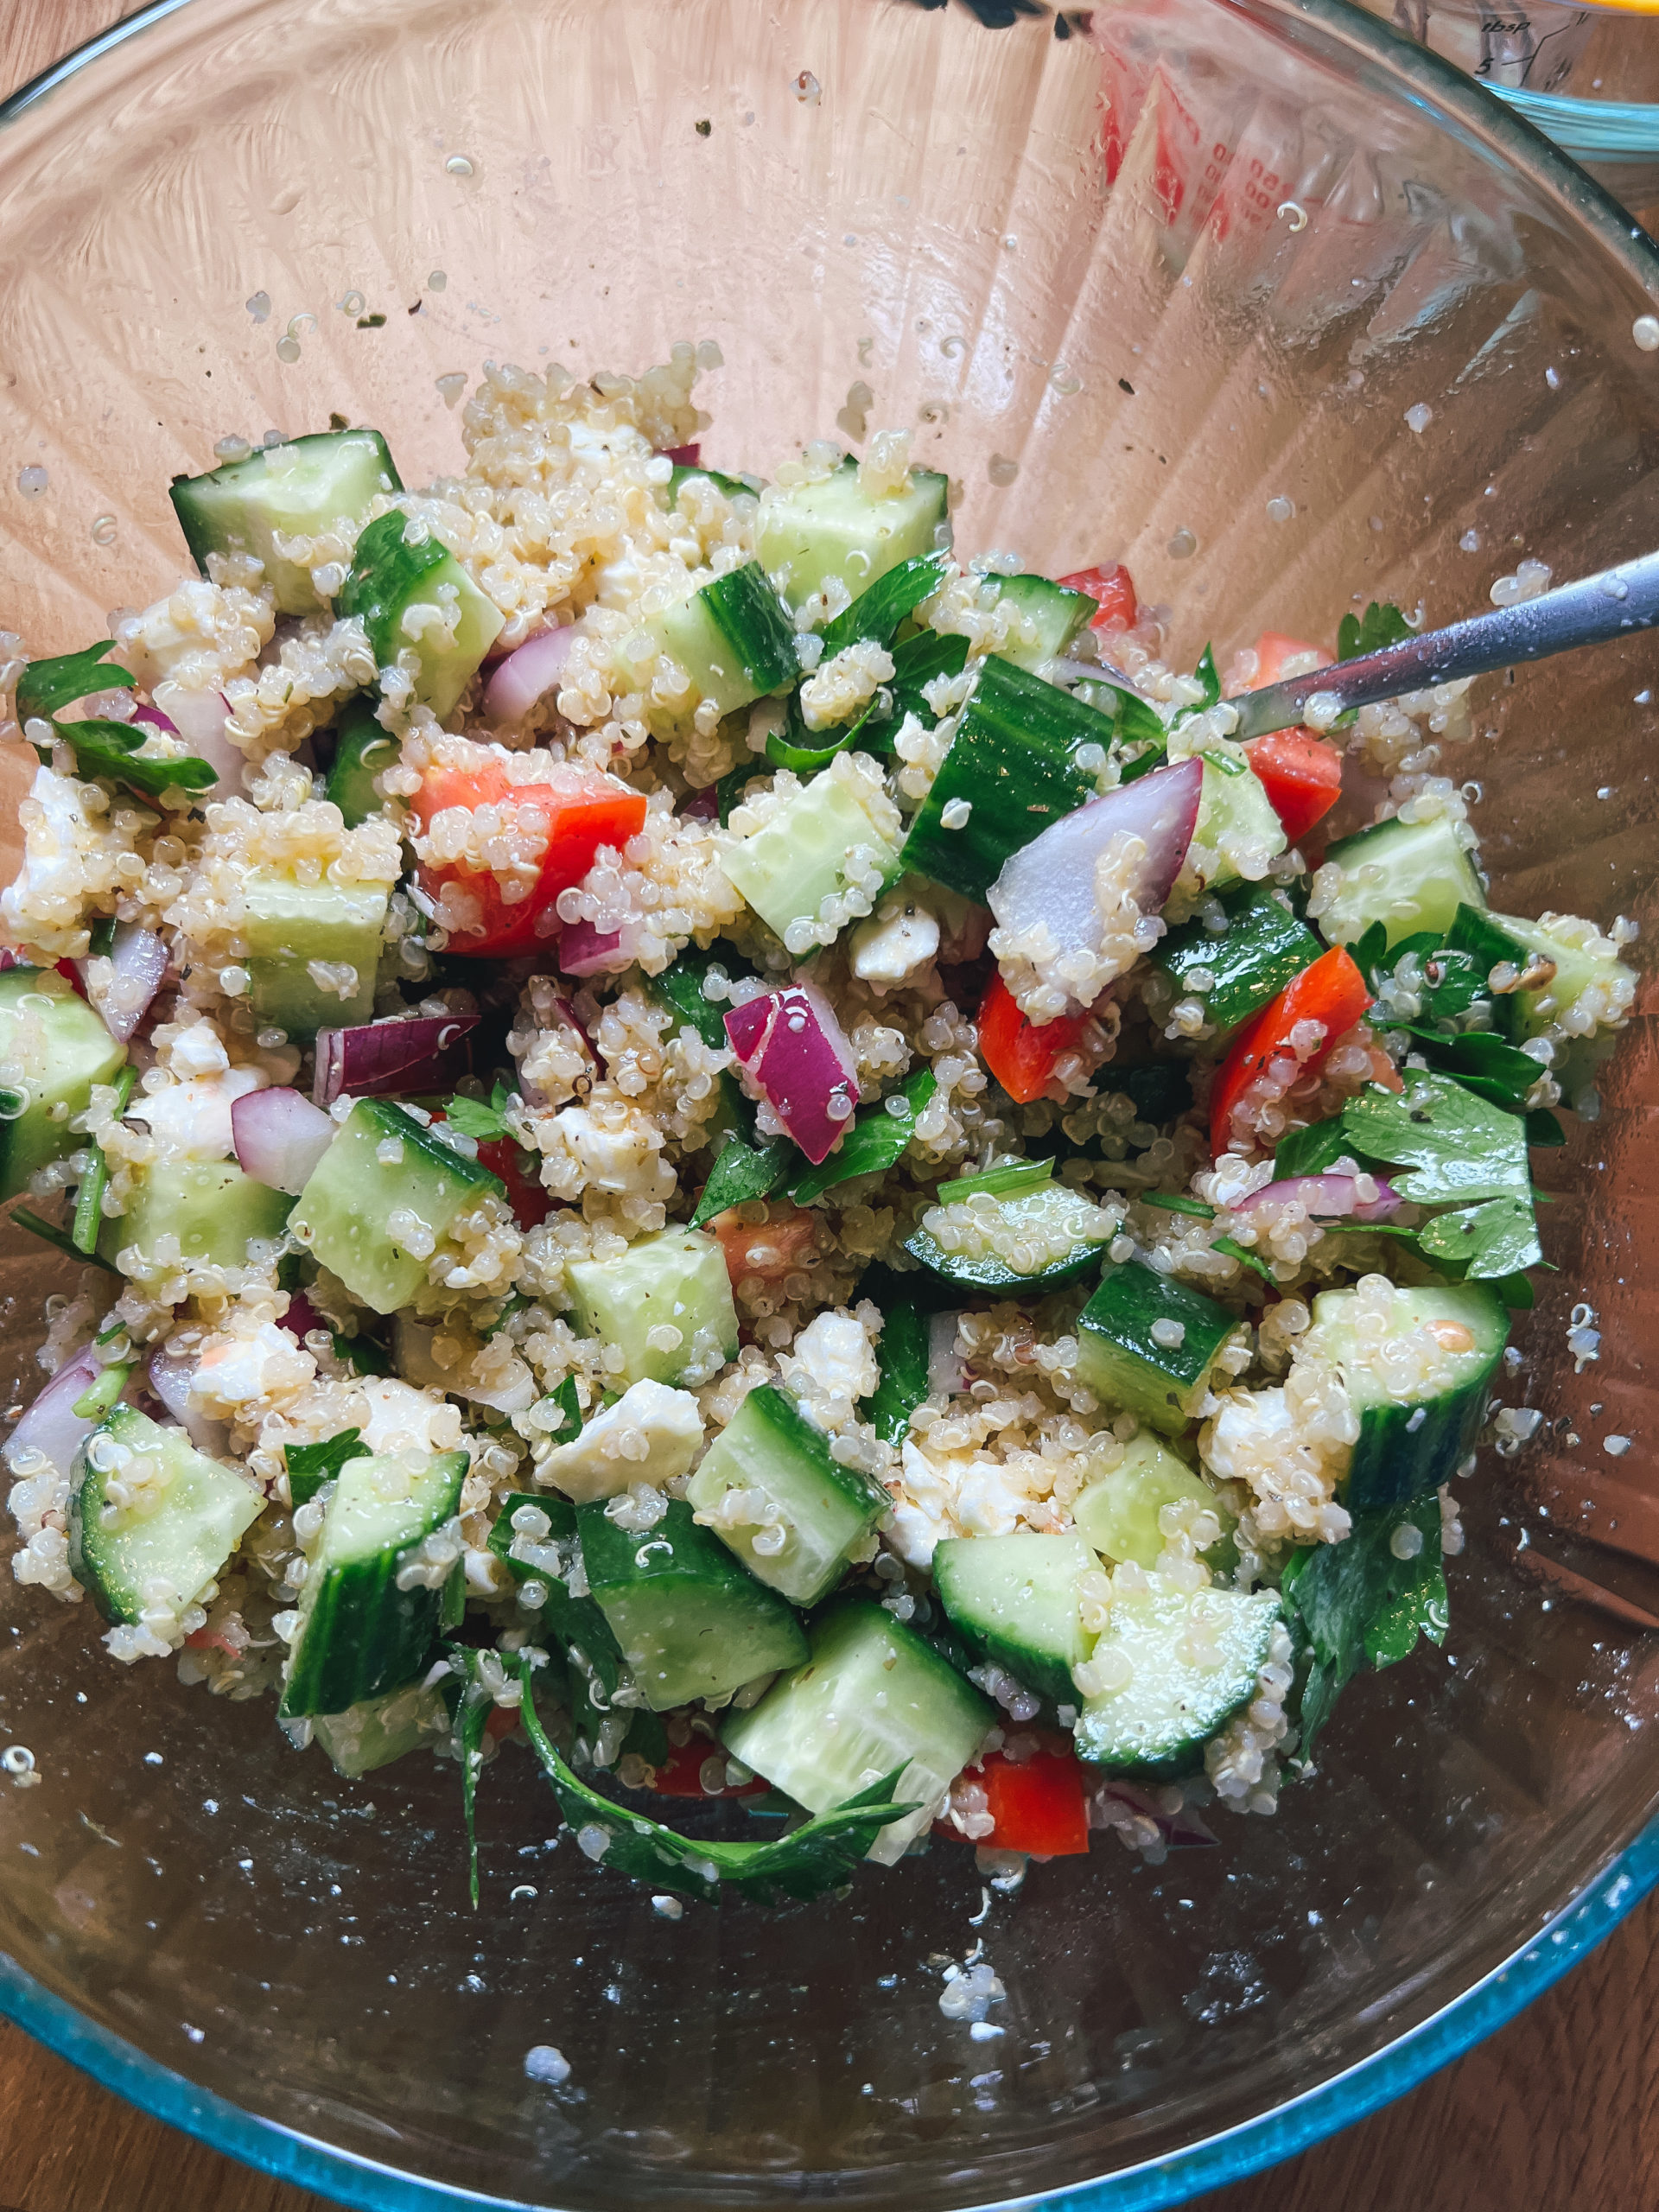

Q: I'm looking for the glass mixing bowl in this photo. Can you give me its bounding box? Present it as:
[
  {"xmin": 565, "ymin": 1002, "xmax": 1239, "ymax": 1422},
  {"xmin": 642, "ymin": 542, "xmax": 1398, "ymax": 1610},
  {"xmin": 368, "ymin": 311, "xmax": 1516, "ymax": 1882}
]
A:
[{"xmin": 2, "ymin": 1, "xmax": 1658, "ymax": 2205}]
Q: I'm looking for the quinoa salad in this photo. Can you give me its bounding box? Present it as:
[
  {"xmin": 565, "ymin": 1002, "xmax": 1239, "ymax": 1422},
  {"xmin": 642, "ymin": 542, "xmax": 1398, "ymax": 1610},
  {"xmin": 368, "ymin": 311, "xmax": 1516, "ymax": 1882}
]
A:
[{"xmin": 0, "ymin": 347, "xmax": 1638, "ymax": 1901}]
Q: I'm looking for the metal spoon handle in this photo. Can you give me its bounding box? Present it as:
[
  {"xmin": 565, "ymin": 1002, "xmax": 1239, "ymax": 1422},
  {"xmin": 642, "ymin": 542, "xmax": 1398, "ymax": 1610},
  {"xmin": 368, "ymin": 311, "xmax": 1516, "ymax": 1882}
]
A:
[{"xmin": 1230, "ymin": 548, "xmax": 1659, "ymax": 741}]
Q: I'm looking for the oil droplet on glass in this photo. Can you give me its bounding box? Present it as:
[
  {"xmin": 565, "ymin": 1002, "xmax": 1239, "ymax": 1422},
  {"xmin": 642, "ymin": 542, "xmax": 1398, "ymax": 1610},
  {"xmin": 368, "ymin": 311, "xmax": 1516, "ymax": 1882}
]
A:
[
  {"xmin": 988, "ymin": 454, "xmax": 1019, "ymax": 486},
  {"xmin": 445, "ymin": 154, "xmax": 475, "ymax": 177},
  {"xmin": 436, "ymin": 372, "xmax": 467, "ymax": 409},
  {"xmin": 793, "ymin": 70, "xmax": 822, "ymax": 103},
  {"xmin": 92, "ymin": 514, "xmax": 117, "ymax": 545},
  {"xmin": 16, "ymin": 467, "xmax": 47, "ymax": 499},
  {"xmin": 428, "ymin": 269, "xmax": 448, "ymax": 291},
  {"xmin": 245, "ymin": 291, "xmax": 270, "ymax": 323},
  {"xmin": 1265, "ymin": 495, "xmax": 1294, "ymax": 523},
  {"xmin": 1166, "ymin": 527, "xmax": 1198, "ymax": 560}
]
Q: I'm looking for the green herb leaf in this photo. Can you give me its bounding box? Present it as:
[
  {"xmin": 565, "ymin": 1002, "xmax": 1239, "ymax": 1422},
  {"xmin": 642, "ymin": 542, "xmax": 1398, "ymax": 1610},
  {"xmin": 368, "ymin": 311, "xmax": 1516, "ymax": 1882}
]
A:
[
  {"xmin": 1337, "ymin": 601, "xmax": 1416, "ymax": 663},
  {"xmin": 442, "ymin": 1082, "xmax": 515, "ymax": 1142},
  {"xmin": 1339, "ymin": 1071, "xmax": 1529, "ymax": 1204},
  {"xmin": 819, "ymin": 552, "xmax": 950, "ymax": 657},
  {"xmin": 936, "ymin": 1157, "xmax": 1054, "ymax": 1205},
  {"xmin": 790, "ymin": 1067, "xmax": 938, "ymax": 1205},
  {"xmin": 1402, "ymin": 1028, "xmax": 1542, "ymax": 1114},
  {"xmin": 71, "ymin": 1362, "xmax": 131, "ymax": 1421},
  {"xmin": 1274, "ymin": 1118, "xmax": 1351, "ymax": 1178},
  {"xmin": 545, "ymin": 1374, "xmax": 582, "ymax": 1439},
  {"xmin": 286, "ymin": 1427, "xmax": 372, "ymax": 1507},
  {"xmin": 52, "ymin": 719, "xmax": 218, "ymax": 802},
  {"xmin": 712, "ymin": 760, "xmax": 771, "ymax": 826},
  {"xmin": 15, "ymin": 643, "xmax": 136, "ymax": 725},
  {"xmin": 1213, "ymin": 1235, "xmax": 1276, "ymax": 1283},
  {"xmin": 12, "ymin": 1205, "xmax": 119, "ymax": 1273},
  {"xmin": 652, "ymin": 945, "xmax": 746, "ymax": 1053},
  {"xmin": 518, "ymin": 1656, "xmax": 918, "ymax": 1904},
  {"xmin": 71, "ymin": 1064, "xmax": 136, "ymax": 1255},
  {"xmin": 1191, "ymin": 643, "xmax": 1221, "ymax": 710},
  {"xmin": 439, "ymin": 1643, "xmax": 493, "ymax": 1910},
  {"xmin": 691, "ymin": 1134, "xmax": 791, "ymax": 1228},
  {"xmin": 1071, "ymin": 677, "xmax": 1166, "ymax": 758},
  {"xmin": 1105, "ymin": 1061, "xmax": 1192, "ymax": 1128},
  {"xmin": 1139, "ymin": 1191, "xmax": 1214, "ymax": 1217},
  {"xmin": 1416, "ymin": 1192, "xmax": 1542, "ymax": 1281},
  {"xmin": 1281, "ymin": 1495, "xmax": 1445, "ymax": 1755},
  {"xmin": 865, "ymin": 1301, "xmax": 929, "ymax": 1446},
  {"xmin": 1525, "ymin": 1109, "xmax": 1566, "ymax": 1149},
  {"xmin": 331, "ymin": 1329, "xmax": 391, "ymax": 1376}
]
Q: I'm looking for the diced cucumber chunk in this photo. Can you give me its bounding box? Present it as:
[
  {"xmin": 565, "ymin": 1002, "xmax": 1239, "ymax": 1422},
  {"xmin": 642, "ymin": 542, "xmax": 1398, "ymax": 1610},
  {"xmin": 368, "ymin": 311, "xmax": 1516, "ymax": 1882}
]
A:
[
  {"xmin": 933, "ymin": 1531, "xmax": 1097, "ymax": 1707},
  {"xmin": 1076, "ymin": 1262, "xmax": 1243, "ymax": 1433},
  {"xmin": 1151, "ymin": 884, "xmax": 1320, "ymax": 1037},
  {"xmin": 905, "ymin": 1181, "xmax": 1112, "ymax": 1292},
  {"xmin": 1072, "ymin": 1573, "xmax": 1281, "ymax": 1776},
  {"xmin": 311, "ymin": 1679, "xmax": 449, "ymax": 1777},
  {"xmin": 279, "ymin": 1447, "xmax": 468, "ymax": 1718},
  {"xmin": 899, "ymin": 656, "xmax": 1109, "ymax": 901},
  {"xmin": 1073, "ymin": 1432, "xmax": 1230, "ymax": 1570},
  {"xmin": 757, "ymin": 455, "xmax": 950, "ymax": 609},
  {"xmin": 68, "ymin": 1406, "xmax": 264, "ymax": 1627},
  {"xmin": 719, "ymin": 761, "xmax": 902, "ymax": 944},
  {"xmin": 169, "ymin": 429, "xmax": 403, "ymax": 617},
  {"xmin": 325, "ymin": 700, "xmax": 400, "ymax": 830},
  {"xmin": 486, "ymin": 1491, "xmax": 626, "ymax": 1688},
  {"xmin": 1185, "ymin": 753, "xmax": 1287, "ymax": 893},
  {"xmin": 992, "ymin": 575, "xmax": 1096, "ymax": 671},
  {"xmin": 626, "ymin": 561, "xmax": 798, "ymax": 721},
  {"xmin": 0, "ymin": 967, "xmax": 125, "ymax": 1204},
  {"xmin": 1318, "ymin": 814, "xmax": 1485, "ymax": 950},
  {"xmin": 244, "ymin": 871, "xmax": 388, "ymax": 1038},
  {"xmin": 337, "ymin": 509, "xmax": 505, "ymax": 721},
  {"xmin": 1446, "ymin": 902, "xmax": 1630, "ymax": 1045},
  {"xmin": 578, "ymin": 1497, "xmax": 808, "ymax": 1711},
  {"xmin": 563, "ymin": 1227, "xmax": 738, "ymax": 1387},
  {"xmin": 1309, "ymin": 1280, "xmax": 1507, "ymax": 1512},
  {"xmin": 288, "ymin": 1099, "xmax": 505, "ymax": 1315},
  {"xmin": 101, "ymin": 1159, "xmax": 293, "ymax": 1274},
  {"xmin": 721, "ymin": 1599, "xmax": 993, "ymax": 1864},
  {"xmin": 684, "ymin": 1382, "xmax": 888, "ymax": 1606}
]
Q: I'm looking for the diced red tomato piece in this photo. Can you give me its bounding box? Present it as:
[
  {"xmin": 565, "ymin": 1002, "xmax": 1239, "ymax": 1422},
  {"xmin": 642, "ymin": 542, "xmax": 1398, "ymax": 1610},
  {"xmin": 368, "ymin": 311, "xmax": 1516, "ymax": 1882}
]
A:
[
  {"xmin": 1056, "ymin": 562, "xmax": 1138, "ymax": 634},
  {"xmin": 1243, "ymin": 727, "xmax": 1344, "ymax": 844},
  {"xmin": 1247, "ymin": 632, "xmax": 1332, "ymax": 690},
  {"xmin": 977, "ymin": 971, "xmax": 1097, "ymax": 1106},
  {"xmin": 709, "ymin": 1204, "xmax": 819, "ymax": 1287},
  {"xmin": 474, "ymin": 1136, "xmax": 552, "ymax": 1229},
  {"xmin": 1210, "ymin": 945, "xmax": 1371, "ymax": 1158},
  {"xmin": 646, "ymin": 1737, "xmax": 767, "ymax": 1798},
  {"xmin": 978, "ymin": 1742, "xmax": 1090, "ymax": 1856},
  {"xmin": 411, "ymin": 749, "xmax": 647, "ymax": 957}
]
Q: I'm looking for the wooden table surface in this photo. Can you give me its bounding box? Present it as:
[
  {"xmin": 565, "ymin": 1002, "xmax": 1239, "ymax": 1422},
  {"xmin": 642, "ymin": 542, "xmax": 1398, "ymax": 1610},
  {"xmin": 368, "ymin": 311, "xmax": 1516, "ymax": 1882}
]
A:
[{"xmin": 4, "ymin": 4, "xmax": 1659, "ymax": 2210}]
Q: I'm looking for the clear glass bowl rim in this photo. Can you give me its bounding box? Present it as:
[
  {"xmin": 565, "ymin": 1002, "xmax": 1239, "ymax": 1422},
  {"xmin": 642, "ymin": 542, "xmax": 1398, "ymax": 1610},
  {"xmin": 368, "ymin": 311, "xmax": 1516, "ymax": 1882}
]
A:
[{"xmin": 1, "ymin": 1, "xmax": 1657, "ymax": 2207}]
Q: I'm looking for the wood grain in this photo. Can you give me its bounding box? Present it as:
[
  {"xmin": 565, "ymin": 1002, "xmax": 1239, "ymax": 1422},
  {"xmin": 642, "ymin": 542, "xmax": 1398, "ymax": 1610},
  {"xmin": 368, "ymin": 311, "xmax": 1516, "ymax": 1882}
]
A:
[{"xmin": 2, "ymin": 6, "xmax": 1657, "ymax": 2212}]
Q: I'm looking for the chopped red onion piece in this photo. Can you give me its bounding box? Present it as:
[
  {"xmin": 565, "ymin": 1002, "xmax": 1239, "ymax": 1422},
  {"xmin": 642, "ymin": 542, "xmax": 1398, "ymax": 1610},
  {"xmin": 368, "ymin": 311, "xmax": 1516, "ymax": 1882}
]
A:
[
  {"xmin": 927, "ymin": 1311, "xmax": 968, "ymax": 1397},
  {"xmin": 988, "ymin": 756, "xmax": 1204, "ymax": 1001},
  {"xmin": 3, "ymin": 1345, "xmax": 103, "ymax": 1474},
  {"xmin": 147, "ymin": 1346, "xmax": 232, "ymax": 1456},
  {"xmin": 662, "ymin": 442, "xmax": 701, "ymax": 466},
  {"xmin": 558, "ymin": 918, "xmax": 645, "ymax": 977},
  {"xmin": 724, "ymin": 983, "xmax": 859, "ymax": 1166},
  {"xmin": 312, "ymin": 1014, "xmax": 480, "ymax": 1107},
  {"xmin": 683, "ymin": 787, "xmax": 720, "ymax": 822},
  {"xmin": 1236, "ymin": 1173, "xmax": 1401, "ymax": 1224},
  {"xmin": 482, "ymin": 625, "xmax": 575, "ymax": 723},
  {"xmin": 232, "ymin": 1085, "xmax": 337, "ymax": 1195},
  {"xmin": 279, "ymin": 1291, "xmax": 328, "ymax": 1345},
  {"xmin": 79, "ymin": 920, "xmax": 168, "ymax": 1043},
  {"xmin": 148, "ymin": 684, "xmax": 245, "ymax": 797}
]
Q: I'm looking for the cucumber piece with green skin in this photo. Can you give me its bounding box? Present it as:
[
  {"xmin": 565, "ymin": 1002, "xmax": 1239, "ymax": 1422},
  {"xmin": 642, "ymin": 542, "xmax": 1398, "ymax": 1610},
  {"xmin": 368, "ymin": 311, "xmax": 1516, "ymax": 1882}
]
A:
[
  {"xmin": 337, "ymin": 509, "xmax": 505, "ymax": 721},
  {"xmin": 68, "ymin": 1406, "xmax": 264, "ymax": 1626},
  {"xmin": 1317, "ymin": 814, "xmax": 1486, "ymax": 950},
  {"xmin": 1310, "ymin": 1280, "xmax": 1508, "ymax": 1512},
  {"xmin": 100, "ymin": 1159, "xmax": 293, "ymax": 1273},
  {"xmin": 637, "ymin": 561, "xmax": 799, "ymax": 721},
  {"xmin": 564, "ymin": 1227, "xmax": 739, "ymax": 1388},
  {"xmin": 1183, "ymin": 752, "xmax": 1287, "ymax": 893},
  {"xmin": 1073, "ymin": 1432, "xmax": 1232, "ymax": 1569},
  {"xmin": 325, "ymin": 699, "xmax": 401, "ymax": 830},
  {"xmin": 756, "ymin": 455, "xmax": 950, "ymax": 610},
  {"xmin": 684, "ymin": 1382, "xmax": 888, "ymax": 1606},
  {"xmin": 0, "ymin": 968, "xmax": 125, "ymax": 1204},
  {"xmin": 899, "ymin": 656, "xmax": 1110, "ymax": 901},
  {"xmin": 1076, "ymin": 1262, "xmax": 1243, "ymax": 1434},
  {"xmin": 577, "ymin": 1497, "xmax": 808, "ymax": 1711},
  {"xmin": 311, "ymin": 1678, "xmax": 450, "ymax": 1777},
  {"xmin": 864, "ymin": 1300, "xmax": 928, "ymax": 1446},
  {"xmin": 668, "ymin": 463, "xmax": 756, "ymax": 506},
  {"xmin": 933, "ymin": 1531, "xmax": 1097, "ymax": 1707},
  {"xmin": 718, "ymin": 758, "xmax": 903, "ymax": 943},
  {"xmin": 486, "ymin": 1491, "xmax": 629, "ymax": 1750},
  {"xmin": 992, "ymin": 575, "xmax": 1096, "ymax": 671},
  {"xmin": 1151, "ymin": 883, "xmax": 1321, "ymax": 1036},
  {"xmin": 1446, "ymin": 902, "xmax": 1627, "ymax": 1045},
  {"xmin": 278, "ymin": 1446, "xmax": 468, "ymax": 1718},
  {"xmin": 287, "ymin": 1099, "xmax": 505, "ymax": 1315},
  {"xmin": 1072, "ymin": 1574, "xmax": 1281, "ymax": 1776},
  {"xmin": 905, "ymin": 1180, "xmax": 1113, "ymax": 1292},
  {"xmin": 721, "ymin": 1599, "xmax": 993, "ymax": 1864},
  {"xmin": 169, "ymin": 429, "xmax": 403, "ymax": 617},
  {"xmin": 244, "ymin": 871, "xmax": 388, "ymax": 1038}
]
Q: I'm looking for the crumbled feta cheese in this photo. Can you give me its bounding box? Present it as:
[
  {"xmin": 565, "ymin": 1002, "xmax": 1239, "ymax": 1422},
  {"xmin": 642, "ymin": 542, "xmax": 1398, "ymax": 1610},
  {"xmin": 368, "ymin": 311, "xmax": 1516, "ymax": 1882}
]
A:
[
  {"xmin": 541, "ymin": 1378, "xmax": 704, "ymax": 1503},
  {"xmin": 139, "ymin": 1066, "xmax": 264, "ymax": 1163},
  {"xmin": 849, "ymin": 898, "xmax": 940, "ymax": 986},
  {"xmin": 192, "ymin": 1321, "xmax": 315, "ymax": 1413}
]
